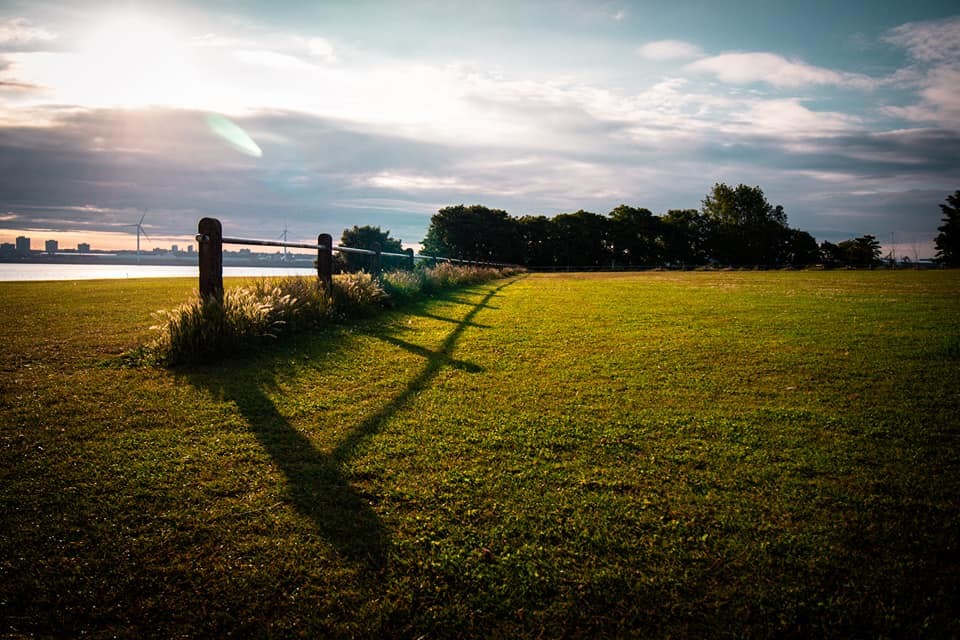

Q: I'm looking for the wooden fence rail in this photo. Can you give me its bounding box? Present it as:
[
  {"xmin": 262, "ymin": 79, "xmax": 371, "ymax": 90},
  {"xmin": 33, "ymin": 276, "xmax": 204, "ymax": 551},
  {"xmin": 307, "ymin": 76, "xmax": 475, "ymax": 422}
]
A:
[{"xmin": 195, "ymin": 217, "xmax": 514, "ymax": 299}]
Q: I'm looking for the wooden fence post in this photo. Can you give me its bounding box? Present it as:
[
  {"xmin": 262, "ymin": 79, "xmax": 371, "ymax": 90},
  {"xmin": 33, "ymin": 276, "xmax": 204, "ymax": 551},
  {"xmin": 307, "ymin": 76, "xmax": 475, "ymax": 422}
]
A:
[
  {"xmin": 198, "ymin": 217, "xmax": 223, "ymax": 301},
  {"xmin": 405, "ymin": 248, "xmax": 414, "ymax": 270},
  {"xmin": 317, "ymin": 233, "xmax": 333, "ymax": 290},
  {"xmin": 371, "ymin": 242, "xmax": 381, "ymax": 276}
]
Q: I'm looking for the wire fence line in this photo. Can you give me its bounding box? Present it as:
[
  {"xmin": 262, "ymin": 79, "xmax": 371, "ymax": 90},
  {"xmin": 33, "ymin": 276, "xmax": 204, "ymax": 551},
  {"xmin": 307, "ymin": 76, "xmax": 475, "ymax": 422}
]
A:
[{"xmin": 196, "ymin": 217, "xmax": 516, "ymax": 299}]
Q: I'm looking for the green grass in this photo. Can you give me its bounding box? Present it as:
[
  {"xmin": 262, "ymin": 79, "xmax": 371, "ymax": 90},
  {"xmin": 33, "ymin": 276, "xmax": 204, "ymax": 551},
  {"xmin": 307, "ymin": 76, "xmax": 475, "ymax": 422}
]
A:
[{"xmin": 2, "ymin": 271, "xmax": 959, "ymax": 637}]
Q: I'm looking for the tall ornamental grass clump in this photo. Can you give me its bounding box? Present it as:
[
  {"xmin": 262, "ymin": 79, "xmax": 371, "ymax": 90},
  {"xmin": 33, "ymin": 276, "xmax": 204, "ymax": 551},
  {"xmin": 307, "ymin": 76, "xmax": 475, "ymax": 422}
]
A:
[
  {"xmin": 148, "ymin": 278, "xmax": 327, "ymax": 365},
  {"xmin": 146, "ymin": 265, "xmax": 519, "ymax": 365}
]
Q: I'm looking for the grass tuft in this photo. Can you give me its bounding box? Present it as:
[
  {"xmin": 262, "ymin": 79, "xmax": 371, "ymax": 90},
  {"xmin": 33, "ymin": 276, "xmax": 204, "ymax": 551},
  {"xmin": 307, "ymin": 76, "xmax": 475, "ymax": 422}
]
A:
[{"xmin": 146, "ymin": 265, "xmax": 521, "ymax": 365}]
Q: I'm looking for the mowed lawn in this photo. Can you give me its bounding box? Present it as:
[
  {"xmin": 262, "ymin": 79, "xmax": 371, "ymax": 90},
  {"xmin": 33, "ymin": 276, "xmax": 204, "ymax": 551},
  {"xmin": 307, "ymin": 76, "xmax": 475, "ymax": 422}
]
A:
[{"xmin": 1, "ymin": 270, "xmax": 959, "ymax": 638}]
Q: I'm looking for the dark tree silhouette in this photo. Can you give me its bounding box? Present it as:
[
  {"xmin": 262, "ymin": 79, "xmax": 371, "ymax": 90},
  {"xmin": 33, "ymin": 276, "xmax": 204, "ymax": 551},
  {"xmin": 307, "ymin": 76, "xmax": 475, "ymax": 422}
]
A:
[
  {"xmin": 783, "ymin": 229, "xmax": 820, "ymax": 266},
  {"xmin": 701, "ymin": 183, "xmax": 791, "ymax": 265},
  {"xmin": 819, "ymin": 241, "xmax": 843, "ymax": 266},
  {"xmin": 415, "ymin": 184, "xmax": 846, "ymax": 268},
  {"xmin": 934, "ymin": 190, "xmax": 960, "ymax": 266},
  {"xmin": 661, "ymin": 209, "xmax": 709, "ymax": 265},
  {"xmin": 340, "ymin": 225, "xmax": 403, "ymax": 272},
  {"xmin": 609, "ymin": 205, "xmax": 662, "ymax": 266},
  {"xmin": 838, "ymin": 235, "xmax": 882, "ymax": 267},
  {"xmin": 552, "ymin": 210, "xmax": 611, "ymax": 266},
  {"xmin": 421, "ymin": 205, "xmax": 520, "ymax": 262},
  {"xmin": 516, "ymin": 215, "xmax": 556, "ymax": 267}
]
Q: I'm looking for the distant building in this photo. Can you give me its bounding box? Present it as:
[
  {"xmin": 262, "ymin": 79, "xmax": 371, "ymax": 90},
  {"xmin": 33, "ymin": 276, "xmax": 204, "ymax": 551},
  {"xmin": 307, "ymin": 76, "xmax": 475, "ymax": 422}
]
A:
[
  {"xmin": 171, "ymin": 244, "xmax": 179, "ymax": 253},
  {"xmin": 187, "ymin": 245, "xmax": 194, "ymax": 253},
  {"xmin": 15, "ymin": 236, "xmax": 30, "ymax": 256},
  {"xmin": 78, "ymin": 242, "xmax": 90, "ymax": 253},
  {"xmin": 45, "ymin": 239, "xmax": 58, "ymax": 254},
  {"xmin": 0, "ymin": 243, "xmax": 14, "ymax": 258}
]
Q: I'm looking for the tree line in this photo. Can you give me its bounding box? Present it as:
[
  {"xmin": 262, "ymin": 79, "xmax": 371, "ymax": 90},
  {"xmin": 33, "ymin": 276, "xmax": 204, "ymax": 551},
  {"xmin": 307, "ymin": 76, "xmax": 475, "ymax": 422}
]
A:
[
  {"xmin": 420, "ymin": 183, "xmax": 884, "ymax": 268},
  {"xmin": 338, "ymin": 185, "xmax": 960, "ymax": 270}
]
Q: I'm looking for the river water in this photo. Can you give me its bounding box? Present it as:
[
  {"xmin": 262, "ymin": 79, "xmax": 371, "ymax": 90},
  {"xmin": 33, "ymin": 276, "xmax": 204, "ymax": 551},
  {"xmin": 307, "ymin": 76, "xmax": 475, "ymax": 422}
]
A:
[{"xmin": 0, "ymin": 263, "xmax": 319, "ymax": 282}]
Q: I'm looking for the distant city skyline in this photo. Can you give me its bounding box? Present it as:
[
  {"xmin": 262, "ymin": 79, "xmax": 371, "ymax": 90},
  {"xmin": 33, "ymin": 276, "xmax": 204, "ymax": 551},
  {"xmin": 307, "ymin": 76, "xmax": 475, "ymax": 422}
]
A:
[
  {"xmin": 1, "ymin": 232, "xmax": 195, "ymax": 254},
  {"xmin": 0, "ymin": 230, "xmax": 200, "ymax": 254}
]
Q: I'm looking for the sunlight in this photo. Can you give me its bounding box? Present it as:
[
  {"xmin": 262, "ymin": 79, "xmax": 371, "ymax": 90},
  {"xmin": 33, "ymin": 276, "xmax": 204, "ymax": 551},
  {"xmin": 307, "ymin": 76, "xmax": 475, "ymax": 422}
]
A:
[{"xmin": 75, "ymin": 11, "xmax": 194, "ymax": 107}]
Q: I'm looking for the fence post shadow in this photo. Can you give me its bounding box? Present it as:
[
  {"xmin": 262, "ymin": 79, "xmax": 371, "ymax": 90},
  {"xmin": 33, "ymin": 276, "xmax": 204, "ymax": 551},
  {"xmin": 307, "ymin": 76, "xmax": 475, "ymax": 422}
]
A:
[
  {"xmin": 183, "ymin": 277, "xmax": 520, "ymax": 566},
  {"xmin": 333, "ymin": 279, "xmax": 517, "ymax": 464},
  {"xmin": 185, "ymin": 367, "xmax": 391, "ymax": 567}
]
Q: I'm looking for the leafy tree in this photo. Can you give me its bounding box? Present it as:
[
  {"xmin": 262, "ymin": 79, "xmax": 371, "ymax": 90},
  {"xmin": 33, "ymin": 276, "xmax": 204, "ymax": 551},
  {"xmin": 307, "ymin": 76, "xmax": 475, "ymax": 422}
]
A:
[
  {"xmin": 516, "ymin": 215, "xmax": 556, "ymax": 267},
  {"xmin": 782, "ymin": 229, "xmax": 820, "ymax": 266},
  {"xmin": 661, "ymin": 209, "xmax": 709, "ymax": 265},
  {"xmin": 934, "ymin": 190, "xmax": 960, "ymax": 266},
  {"xmin": 552, "ymin": 210, "xmax": 611, "ymax": 266},
  {"xmin": 609, "ymin": 205, "xmax": 662, "ymax": 266},
  {"xmin": 701, "ymin": 183, "xmax": 790, "ymax": 265},
  {"xmin": 819, "ymin": 241, "xmax": 843, "ymax": 266},
  {"xmin": 339, "ymin": 225, "xmax": 403, "ymax": 272},
  {"xmin": 421, "ymin": 205, "xmax": 520, "ymax": 262},
  {"xmin": 837, "ymin": 235, "xmax": 882, "ymax": 267},
  {"xmin": 420, "ymin": 224, "xmax": 450, "ymax": 259},
  {"xmin": 702, "ymin": 183, "xmax": 775, "ymax": 227}
]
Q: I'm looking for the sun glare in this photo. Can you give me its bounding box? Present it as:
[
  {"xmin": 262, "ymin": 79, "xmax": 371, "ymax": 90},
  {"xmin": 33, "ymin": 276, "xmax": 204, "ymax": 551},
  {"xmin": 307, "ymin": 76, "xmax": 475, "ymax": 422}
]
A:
[{"xmin": 76, "ymin": 11, "xmax": 194, "ymax": 107}]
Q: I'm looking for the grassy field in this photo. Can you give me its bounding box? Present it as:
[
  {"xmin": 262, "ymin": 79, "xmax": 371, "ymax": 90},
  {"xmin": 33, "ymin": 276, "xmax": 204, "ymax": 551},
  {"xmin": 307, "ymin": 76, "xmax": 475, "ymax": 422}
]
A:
[{"xmin": 1, "ymin": 270, "xmax": 959, "ymax": 638}]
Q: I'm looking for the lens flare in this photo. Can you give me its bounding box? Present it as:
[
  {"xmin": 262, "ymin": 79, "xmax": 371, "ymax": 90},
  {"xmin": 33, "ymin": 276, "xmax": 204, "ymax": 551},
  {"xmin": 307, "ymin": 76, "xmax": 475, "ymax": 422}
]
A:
[{"xmin": 205, "ymin": 113, "xmax": 263, "ymax": 157}]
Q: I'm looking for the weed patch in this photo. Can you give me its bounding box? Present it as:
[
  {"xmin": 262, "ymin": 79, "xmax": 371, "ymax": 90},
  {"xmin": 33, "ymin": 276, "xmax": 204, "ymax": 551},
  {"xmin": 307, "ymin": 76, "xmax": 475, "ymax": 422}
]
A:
[{"xmin": 146, "ymin": 265, "xmax": 522, "ymax": 365}]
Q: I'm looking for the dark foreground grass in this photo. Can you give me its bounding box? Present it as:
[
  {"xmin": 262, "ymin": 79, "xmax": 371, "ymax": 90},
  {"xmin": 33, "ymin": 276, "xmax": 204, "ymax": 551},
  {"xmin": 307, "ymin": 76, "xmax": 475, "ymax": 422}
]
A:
[{"xmin": 1, "ymin": 271, "xmax": 959, "ymax": 638}]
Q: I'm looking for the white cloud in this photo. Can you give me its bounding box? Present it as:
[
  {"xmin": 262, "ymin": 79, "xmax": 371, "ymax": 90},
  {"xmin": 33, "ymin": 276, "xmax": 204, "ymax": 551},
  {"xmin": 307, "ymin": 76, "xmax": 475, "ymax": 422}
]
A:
[
  {"xmin": 737, "ymin": 99, "xmax": 860, "ymax": 137},
  {"xmin": 883, "ymin": 17, "xmax": 960, "ymax": 131},
  {"xmin": 0, "ymin": 18, "xmax": 56, "ymax": 50},
  {"xmin": 307, "ymin": 37, "xmax": 336, "ymax": 62},
  {"xmin": 637, "ymin": 39, "xmax": 703, "ymax": 61},
  {"xmin": 234, "ymin": 49, "xmax": 316, "ymax": 72},
  {"xmin": 685, "ymin": 52, "xmax": 876, "ymax": 89},
  {"xmin": 365, "ymin": 172, "xmax": 481, "ymax": 192},
  {"xmin": 884, "ymin": 16, "xmax": 960, "ymax": 63}
]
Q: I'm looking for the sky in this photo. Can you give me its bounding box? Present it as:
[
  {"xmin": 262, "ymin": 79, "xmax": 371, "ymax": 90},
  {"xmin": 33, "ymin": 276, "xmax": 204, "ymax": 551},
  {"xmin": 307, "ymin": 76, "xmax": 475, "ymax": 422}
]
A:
[{"xmin": 1, "ymin": 1, "xmax": 958, "ymax": 258}]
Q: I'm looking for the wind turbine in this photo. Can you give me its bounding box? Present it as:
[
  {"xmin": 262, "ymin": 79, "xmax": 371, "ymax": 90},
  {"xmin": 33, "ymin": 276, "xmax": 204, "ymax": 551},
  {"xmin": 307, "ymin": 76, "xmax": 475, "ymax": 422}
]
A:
[
  {"xmin": 122, "ymin": 210, "xmax": 151, "ymax": 263},
  {"xmin": 278, "ymin": 224, "xmax": 289, "ymax": 261}
]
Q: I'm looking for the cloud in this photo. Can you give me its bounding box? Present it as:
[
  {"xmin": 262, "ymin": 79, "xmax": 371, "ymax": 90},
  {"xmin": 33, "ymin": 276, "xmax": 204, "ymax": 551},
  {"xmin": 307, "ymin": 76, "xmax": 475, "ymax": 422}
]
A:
[
  {"xmin": 0, "ymin": 18, "xmax": 56, "ymax": 52},
  {"xmin": 364, "ymin": 173, "xmax": 482, "ymax": 193},
  {"xmin": 685, "ymin": 52, "xmax": 876, "ymax": 89},
  {"xmin": 1, "ymin": 100, "xmax": 955, "ymax": 255},
  {"xmin": 884, "ymin": 16, "xmax": 960, "ymax": 64},
  {"xmin": 637, "ymin": 39, "xmax": 703, "ymax": 61},
  {"xmin": 307, "ymin": 37, "xmax": 336, "ymax": 62},
  {"xmin": 736, "ymin": 99, "xmax": 861, "ymax": 137},
  {"xmin": 1, "ymin": 5, "xmax": 955, "ymax": 254},
  {"xmin": 0, "ymin": 106, "xmax": 472, "ymax": 243},
  {"xmin": 233, "ymin": 49, "xmax": 317, "ymax": 72},
  {"xmin": 882, "ymin": 17, "xmax": 960, "ymax": 131},
  {"xmin": 0, "ymin": 78, "xmax": 41, "ymax": 92}
]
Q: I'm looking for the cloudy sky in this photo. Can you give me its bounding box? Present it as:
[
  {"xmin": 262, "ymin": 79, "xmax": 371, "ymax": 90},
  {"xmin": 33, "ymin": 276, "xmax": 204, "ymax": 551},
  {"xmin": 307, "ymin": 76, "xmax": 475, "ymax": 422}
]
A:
[{"xmin": 1, "ymin": 1, "xmax": 958, "ymax": 257}]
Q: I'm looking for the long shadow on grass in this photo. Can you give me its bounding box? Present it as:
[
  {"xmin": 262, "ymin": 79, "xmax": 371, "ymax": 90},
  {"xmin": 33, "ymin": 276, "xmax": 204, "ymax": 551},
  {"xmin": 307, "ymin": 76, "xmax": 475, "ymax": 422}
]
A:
[
  {"xmin": 333, "ymin": 279, "xmax": 515, "ymax": 464},
  {"xmin": 184, "ymin": 278, "xmax": 517, "ymax": 566}
]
